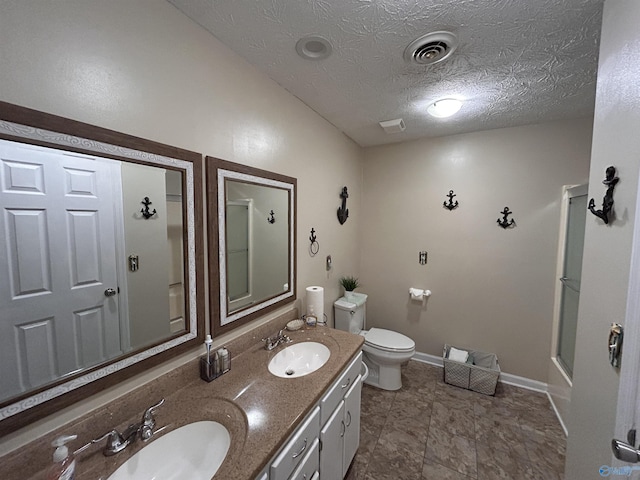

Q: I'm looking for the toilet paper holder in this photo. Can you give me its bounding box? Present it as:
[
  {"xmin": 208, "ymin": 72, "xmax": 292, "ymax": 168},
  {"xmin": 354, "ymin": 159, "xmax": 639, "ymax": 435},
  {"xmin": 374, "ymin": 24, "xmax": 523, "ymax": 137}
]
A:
[{"xmin": 409, "ymin": 288, "xmax": 431, "ymax": 300}]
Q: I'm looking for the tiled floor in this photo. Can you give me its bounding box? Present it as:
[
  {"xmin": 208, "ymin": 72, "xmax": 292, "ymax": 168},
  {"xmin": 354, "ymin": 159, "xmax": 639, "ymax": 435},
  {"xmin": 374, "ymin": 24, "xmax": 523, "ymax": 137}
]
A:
[{"xmin": 346, "ymin": 360, "xmax": 566, "ymax": 480}]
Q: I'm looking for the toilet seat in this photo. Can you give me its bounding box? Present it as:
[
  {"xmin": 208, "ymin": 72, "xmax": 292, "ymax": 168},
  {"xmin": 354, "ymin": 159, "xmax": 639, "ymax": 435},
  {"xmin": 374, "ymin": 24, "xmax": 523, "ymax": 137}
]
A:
[{"xmin": 361, "ymin": 327, "xmax": 415, "ymax": 353}]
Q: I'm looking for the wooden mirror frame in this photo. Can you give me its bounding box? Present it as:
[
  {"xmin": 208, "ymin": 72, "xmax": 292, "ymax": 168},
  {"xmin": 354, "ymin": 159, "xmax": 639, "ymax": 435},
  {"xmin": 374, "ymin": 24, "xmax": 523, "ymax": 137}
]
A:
[
  {"xmin": 0, "ymin": 102, "xmax": 205, "ymax": 436},
  {"xmin": 206, "ymin": 157, "xmax": 297, "ymax": 336}
]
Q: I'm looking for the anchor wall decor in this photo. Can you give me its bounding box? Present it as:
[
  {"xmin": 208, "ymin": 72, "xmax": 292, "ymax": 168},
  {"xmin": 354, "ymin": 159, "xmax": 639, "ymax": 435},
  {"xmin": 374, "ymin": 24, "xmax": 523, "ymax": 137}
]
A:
[
  {"xmin": 497, "ymin": 207, "xmax": 516, "ymax": 229},
  {"xmin": 443, "ymin": 190, "xmax": 459, "ymax": 210},
  {"xmin": 588, "ymin": 166, "xmax": 619, "ymax": 225},
  {"xmin": 140, "ymin": 197, "xmax": 157, "ymax": 219},
  {"xmin": 337, "ymin": 186, "xmax": 349, "ymax": 225},
  {"xmin": 309, "ymin": 228, "xmax": 319, "ymax": 256}
]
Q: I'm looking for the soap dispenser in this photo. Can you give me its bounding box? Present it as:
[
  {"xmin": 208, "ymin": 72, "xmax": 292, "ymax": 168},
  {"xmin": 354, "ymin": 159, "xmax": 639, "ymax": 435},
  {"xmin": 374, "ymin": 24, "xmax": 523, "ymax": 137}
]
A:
[{"xmin": 46, "ymin": 435, "xmax": 77, "ymax": 480}]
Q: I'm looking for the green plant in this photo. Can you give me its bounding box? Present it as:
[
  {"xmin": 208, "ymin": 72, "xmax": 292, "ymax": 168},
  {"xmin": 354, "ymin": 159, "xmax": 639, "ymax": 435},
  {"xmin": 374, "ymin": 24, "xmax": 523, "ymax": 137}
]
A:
[{"xmin": 339, "ymin": 276, "xmax": 360, "ymax": 291}]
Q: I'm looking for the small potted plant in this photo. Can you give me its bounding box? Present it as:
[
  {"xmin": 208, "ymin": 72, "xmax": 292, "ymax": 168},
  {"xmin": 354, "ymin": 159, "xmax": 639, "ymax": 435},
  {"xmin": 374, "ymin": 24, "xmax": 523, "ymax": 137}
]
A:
[{"xmin": 340, "ymin": 276, "xmax": 360, "ymax": 300}]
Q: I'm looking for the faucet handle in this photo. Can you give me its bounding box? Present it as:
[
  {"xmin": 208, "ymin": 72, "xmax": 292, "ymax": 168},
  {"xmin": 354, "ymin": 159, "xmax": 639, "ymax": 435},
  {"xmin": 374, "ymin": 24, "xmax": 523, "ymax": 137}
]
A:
[
  {"xmin": 262, "ymin": 336, "xmax": 276, "ymax": 350},
  {"xmin": 278, "ymin": 329, "xmax": 291, "ymax": 343},
  {"xmin": 140, "ymin": 398, "xmax": 164, "ymax": 441},
  {"xmin": 141, "ymin": 398, "xmax": 165, "ymax": 427},
  {"xmin": 92, "ymin": 429, "xmax": 128, "ymax": 456}
]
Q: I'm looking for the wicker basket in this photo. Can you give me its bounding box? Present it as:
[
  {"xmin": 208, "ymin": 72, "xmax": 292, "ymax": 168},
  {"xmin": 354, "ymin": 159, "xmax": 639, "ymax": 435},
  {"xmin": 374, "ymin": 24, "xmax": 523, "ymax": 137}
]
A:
[{"xmin": 443, "ymin": 344, "xmax": 500, "ymax": 395}]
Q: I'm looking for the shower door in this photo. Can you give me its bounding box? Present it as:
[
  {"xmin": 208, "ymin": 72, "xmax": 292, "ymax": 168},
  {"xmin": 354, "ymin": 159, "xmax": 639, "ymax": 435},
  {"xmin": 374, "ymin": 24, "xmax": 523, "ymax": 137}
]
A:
[
  {"xmin": 557, "ymin": 185, "xmax": 588, "ymax": 378},
  {"xmin": 226, "ymin": 200, "xmax": 252, "ymax": 308}
]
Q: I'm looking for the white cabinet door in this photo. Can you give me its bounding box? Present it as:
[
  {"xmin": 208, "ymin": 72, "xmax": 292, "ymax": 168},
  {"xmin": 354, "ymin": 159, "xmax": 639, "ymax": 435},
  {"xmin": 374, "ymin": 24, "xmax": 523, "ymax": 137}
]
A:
[
  {"xmin": 320, "ymin": 399, "xmax": 345, "ymax": 480},
  {"xmin": 343, "ymin": 374, "xmax": 362, "ymax": 477}
]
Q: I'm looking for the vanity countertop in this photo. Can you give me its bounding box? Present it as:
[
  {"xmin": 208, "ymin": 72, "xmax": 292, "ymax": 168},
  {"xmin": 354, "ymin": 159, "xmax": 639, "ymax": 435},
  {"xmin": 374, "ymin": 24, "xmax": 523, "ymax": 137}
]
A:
[
  {"xmin": 33, "ymin": 325, "xmax": 364, "ymax": 480},
  {"xmin": 206, "ymin": 326, "xmax": 364, "ymax": 480}
]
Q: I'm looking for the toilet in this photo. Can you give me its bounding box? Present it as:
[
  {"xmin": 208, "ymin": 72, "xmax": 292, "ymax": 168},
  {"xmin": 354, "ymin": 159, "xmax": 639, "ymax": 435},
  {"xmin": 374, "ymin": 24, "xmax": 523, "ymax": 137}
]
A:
[{"xmin": 334, "ymin": 293, "xmax": 415, "ymax": 391}]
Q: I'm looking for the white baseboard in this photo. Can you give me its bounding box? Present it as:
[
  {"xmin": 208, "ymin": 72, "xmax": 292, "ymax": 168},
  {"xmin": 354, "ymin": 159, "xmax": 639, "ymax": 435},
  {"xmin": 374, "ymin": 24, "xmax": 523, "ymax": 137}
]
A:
[
  {"xmin": 546, "ymin": 392, "xmax": 569, "ymax": 437},
  {"xmin": 412, "ymin": 351, "xmax": 443, "ymax": 367},
  {"xmin": 499, "ymin": 372, "xmax": 547, "ymax": 393},
  {"xmin": 411, "ymin": 351, "xmax": 548, "ymax": 393}
]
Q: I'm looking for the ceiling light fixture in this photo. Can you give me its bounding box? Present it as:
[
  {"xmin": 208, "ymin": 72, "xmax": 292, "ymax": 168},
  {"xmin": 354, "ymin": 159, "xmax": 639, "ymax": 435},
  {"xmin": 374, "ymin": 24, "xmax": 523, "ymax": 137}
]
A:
[
  {"xmin": 295, "ymin": 35, "xmax": 332, "ymax": 60},
  {"xmin": 427, "ymin": 99, "xmax": 463, "ymax": 118}
]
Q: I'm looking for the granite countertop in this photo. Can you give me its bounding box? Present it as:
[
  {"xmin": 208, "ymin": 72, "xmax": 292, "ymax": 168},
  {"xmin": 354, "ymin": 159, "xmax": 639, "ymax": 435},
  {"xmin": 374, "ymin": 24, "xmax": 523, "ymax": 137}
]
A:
[
  {"xmin": 209, "ymin": 326, "xmax": 364, "ymax": 479},
  {"xmin": 71, "ymin": 325, "xmax": 364, "ymax": 480}
]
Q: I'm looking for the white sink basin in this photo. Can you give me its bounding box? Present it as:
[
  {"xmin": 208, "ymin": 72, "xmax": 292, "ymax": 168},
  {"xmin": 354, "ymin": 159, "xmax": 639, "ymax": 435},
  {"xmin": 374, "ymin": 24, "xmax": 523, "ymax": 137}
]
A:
[
  {"xmin": 268, "ymin": 341, "xmax": 330, "ymax": 378},
  {"xmin": 107, "ymin": 421, "xmax": 230, "ymax": 480}
]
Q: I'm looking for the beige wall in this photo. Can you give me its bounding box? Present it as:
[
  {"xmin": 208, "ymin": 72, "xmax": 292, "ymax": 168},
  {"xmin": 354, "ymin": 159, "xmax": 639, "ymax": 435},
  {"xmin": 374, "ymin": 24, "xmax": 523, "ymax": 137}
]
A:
[
  {"xmin": 565, "ymin": 0, "xmax": 640, "ymax": 476},
  {"xmin": 361, "ymin": 119, "xmax": 592, "ymax": 381},
  {"xmin": 0, "ymin": 0, "xmax": 363, "ymax": 453},
  {"xmin": 121, "ymin": 163, "xmax": 171, "ymax": 349}
]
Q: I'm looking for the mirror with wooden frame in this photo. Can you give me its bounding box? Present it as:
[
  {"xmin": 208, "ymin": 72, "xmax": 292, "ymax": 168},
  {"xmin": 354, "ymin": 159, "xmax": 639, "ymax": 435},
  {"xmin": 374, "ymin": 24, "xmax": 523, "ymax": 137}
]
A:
[
  {"xmin": 0, "ymin": 102, "xmax": 205, "ymax": 436},
  {"xmin": 207, "ymin": 157, "xmax": 296, "ymax": 336}
]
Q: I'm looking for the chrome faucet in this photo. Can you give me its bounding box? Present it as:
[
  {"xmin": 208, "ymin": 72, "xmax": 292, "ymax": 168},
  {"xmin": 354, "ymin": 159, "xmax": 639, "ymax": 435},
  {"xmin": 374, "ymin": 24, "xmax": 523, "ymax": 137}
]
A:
[
  {"xmin": 92, "ymin": 398, "xmax": 165, "ymax": 456},
  {"xmin": 262, "ymin": 329, "xmax": 291, "ymax": 351},
  {"xmin": 139, "ymin": 397, "xmax": 164, "ymax": 440}
]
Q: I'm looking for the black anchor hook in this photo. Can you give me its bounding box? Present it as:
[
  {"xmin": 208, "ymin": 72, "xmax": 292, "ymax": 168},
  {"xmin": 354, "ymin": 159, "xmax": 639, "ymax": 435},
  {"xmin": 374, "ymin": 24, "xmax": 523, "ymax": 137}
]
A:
[
  {"xmin": 588, "ymin": 166, "xmax": 619, "ymax": 225},
  {"xmin": 497, "ymin": 207, "xmax": 515, "ymax": 229},
  {"xmin": 337, "ymin": 186, "xmax": 349, "ymax": 225},
  {"xmin": 140, "ymin": 197, "xmax": 157, "ymax": 219},
  {"xmin": 443, "ymin": 190, "xmax": 459, "ymax": 210}
]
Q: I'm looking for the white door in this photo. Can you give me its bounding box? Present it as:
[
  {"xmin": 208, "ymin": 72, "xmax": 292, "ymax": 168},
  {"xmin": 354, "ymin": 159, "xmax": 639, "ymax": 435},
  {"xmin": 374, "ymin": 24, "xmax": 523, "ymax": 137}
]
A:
[
  {"xmin": 612, "ymin": 194, "xmax": 640, "ymax": 478},
  {"xmin": 0, "ymin": 140, "xmax": 122, "ymax": 401}
]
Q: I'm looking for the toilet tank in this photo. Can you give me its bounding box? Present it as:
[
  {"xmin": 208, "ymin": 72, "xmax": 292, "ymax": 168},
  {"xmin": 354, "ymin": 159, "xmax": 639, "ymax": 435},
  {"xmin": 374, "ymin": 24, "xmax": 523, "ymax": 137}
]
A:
[{"xmin": 333, "ymin": 293, "xmax": 367, "ymax": 333}]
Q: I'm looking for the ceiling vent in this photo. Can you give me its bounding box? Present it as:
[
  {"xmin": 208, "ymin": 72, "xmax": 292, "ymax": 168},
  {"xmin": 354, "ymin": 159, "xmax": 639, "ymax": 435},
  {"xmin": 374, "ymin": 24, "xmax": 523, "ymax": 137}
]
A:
[
  {"xmin": 404, "ymin": 31, "xmax": 458, "ymax": 65},
  {"xmin": 379, "ymin": 118, "xmax": 406, "ymax": 134}
]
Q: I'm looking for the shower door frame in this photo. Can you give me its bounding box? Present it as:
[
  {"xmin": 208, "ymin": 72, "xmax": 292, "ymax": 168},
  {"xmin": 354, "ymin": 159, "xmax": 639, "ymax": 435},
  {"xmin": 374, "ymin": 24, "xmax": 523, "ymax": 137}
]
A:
[{"xmin": 551, "ymin": 183, "xmax": 588, "ymax": 384}]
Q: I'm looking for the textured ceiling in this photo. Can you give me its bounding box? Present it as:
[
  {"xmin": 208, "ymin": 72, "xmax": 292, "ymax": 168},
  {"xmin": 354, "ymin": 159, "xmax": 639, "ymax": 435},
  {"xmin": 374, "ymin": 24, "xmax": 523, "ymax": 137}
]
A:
[{"xmin": 167, "ymin": 0, "xmax": 604, "ymax": 147}]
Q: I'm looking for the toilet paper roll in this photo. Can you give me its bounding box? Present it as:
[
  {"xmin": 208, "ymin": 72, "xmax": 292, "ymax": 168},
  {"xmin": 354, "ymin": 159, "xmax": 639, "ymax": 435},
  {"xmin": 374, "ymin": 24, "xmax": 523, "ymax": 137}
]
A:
[
  {"xmin": 306, "ymin": 286, "xmax": 324, "ymax": 322},
  {"xmin": 409, "ymin": 288, "xmax": 425, "ymax": 301}
]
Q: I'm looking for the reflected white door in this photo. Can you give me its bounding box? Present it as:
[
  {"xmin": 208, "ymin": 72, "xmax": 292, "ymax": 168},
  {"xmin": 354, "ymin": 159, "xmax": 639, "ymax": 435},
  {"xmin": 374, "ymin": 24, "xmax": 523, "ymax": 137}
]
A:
[{"xmin": 0, "ymin": 140, "xmax": 122, "ymax": 401}]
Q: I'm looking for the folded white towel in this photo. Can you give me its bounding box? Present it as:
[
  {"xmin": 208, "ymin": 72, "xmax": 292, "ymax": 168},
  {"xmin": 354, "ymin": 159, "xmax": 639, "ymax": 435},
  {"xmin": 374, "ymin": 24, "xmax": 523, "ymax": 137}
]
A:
[{"xmin": 448, "ymin": 347, "xmax": 469, "ymax": 363}]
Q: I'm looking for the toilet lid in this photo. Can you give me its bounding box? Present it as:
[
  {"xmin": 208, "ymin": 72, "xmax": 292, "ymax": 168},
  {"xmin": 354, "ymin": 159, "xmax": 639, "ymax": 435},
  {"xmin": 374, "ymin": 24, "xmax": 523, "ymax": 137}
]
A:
[{"xmin": 364, "ymin": 328, "xmax": 415, "ymax": 352}]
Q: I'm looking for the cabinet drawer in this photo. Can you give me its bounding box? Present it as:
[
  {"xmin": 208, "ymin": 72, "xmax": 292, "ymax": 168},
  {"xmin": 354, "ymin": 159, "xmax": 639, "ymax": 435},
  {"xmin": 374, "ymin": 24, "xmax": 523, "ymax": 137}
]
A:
[
  {"xmin": 289, "ymin": 438, "xmax": 319, "ymax": 480},
  {"xmin": 270, "ymin": 406, "xmax": 320, "ymax": 480},
  {"xmin": 320, "ymin": 351, "xmax": 362, "ymax": 425}
]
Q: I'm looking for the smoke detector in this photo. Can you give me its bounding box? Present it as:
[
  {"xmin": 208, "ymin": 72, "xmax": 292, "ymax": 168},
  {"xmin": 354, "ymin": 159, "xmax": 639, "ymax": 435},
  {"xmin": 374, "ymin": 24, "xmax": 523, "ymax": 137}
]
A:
[
  {"xmin": 379, "ymin": 118, "xmax": 406, "ymax": 134},
  {"xmin": 296, "ymin": 35, "xmax": 332, "ymax": 60},
  {"xmin": 404, "ymin": 31, "xmax": 458, "ymax": 65}
]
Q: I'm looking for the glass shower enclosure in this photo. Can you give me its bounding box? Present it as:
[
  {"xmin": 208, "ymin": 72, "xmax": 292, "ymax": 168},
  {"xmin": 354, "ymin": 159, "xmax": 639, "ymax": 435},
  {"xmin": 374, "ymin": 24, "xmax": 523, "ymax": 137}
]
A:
[{"xmin": 557, "ymin": 184, "xmax": 588, "ymax": 378}]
